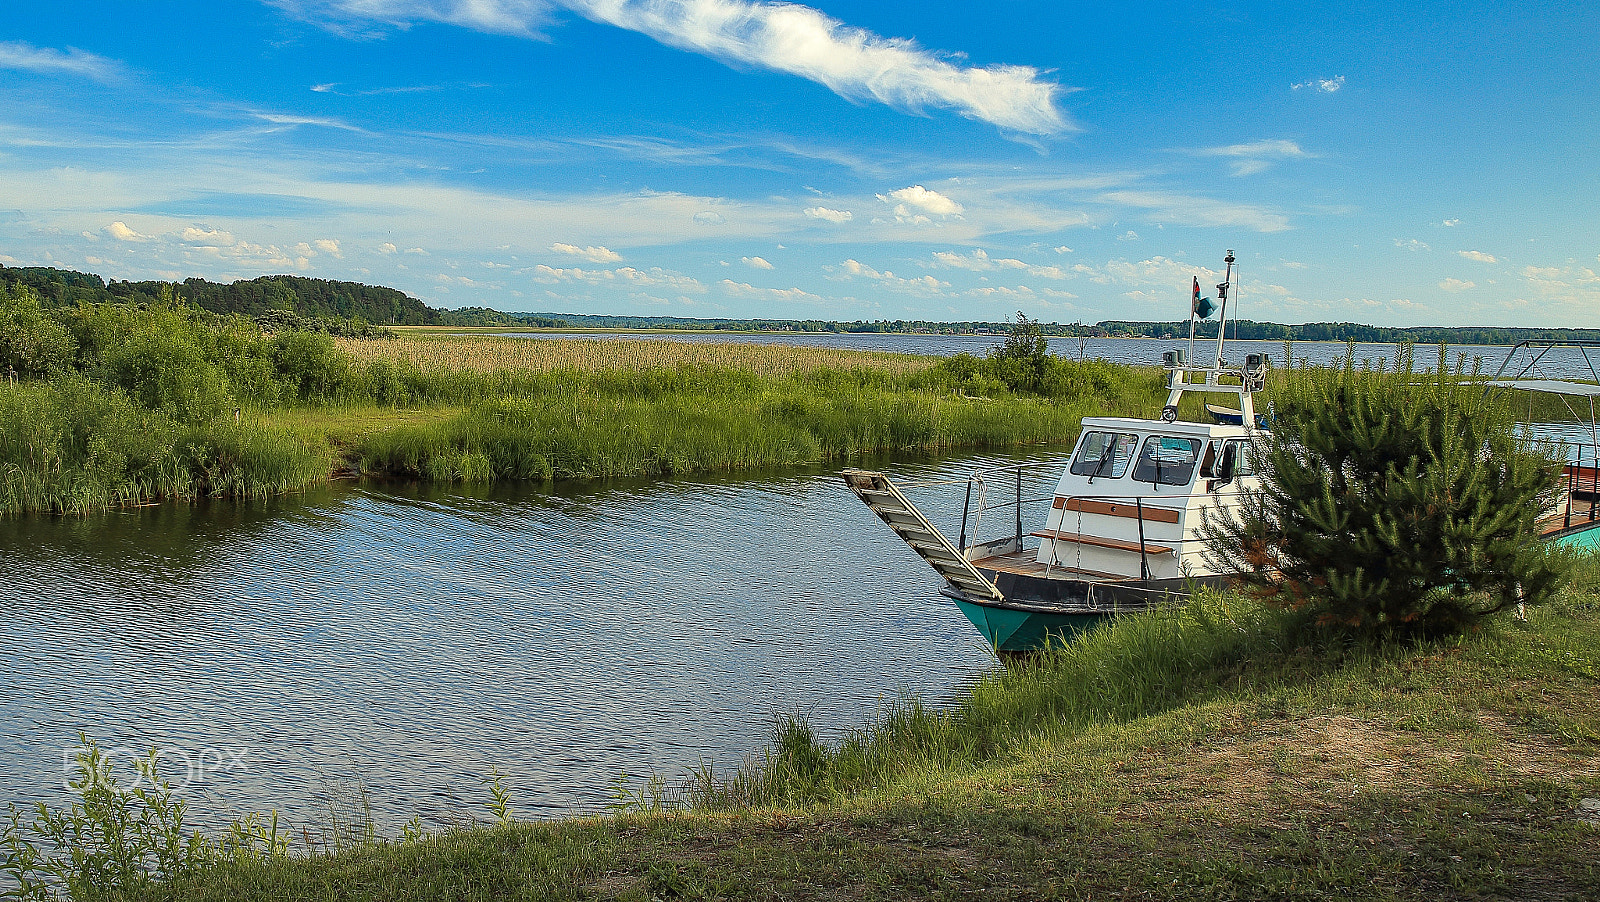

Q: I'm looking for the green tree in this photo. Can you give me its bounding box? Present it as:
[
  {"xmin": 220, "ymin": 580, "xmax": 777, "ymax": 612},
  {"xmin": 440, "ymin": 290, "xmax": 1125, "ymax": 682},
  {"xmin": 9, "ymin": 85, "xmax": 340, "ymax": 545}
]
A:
[
  {"xmin": 0, "ymin": 284, "xmax": 76, "ymax": 378},
  {"xmin": 987, "ymin": 311, "xmax": 1051, "ymax": 393},
  {"xmin": 1201, "ymin": 362, "xmax": 1569, "ymax": 638}
]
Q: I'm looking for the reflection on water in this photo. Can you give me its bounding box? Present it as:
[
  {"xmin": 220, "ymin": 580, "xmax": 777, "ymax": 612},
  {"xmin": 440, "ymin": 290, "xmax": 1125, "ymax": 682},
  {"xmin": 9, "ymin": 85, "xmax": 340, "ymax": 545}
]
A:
[{"xmin": 0, "ymin": 452, "xmax": 1056, "ymax": 830}]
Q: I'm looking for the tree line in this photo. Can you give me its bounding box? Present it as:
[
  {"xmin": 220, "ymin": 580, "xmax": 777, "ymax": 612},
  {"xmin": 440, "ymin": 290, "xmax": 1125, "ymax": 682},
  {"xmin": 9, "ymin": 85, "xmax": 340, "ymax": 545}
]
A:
[{"xmin": 6, "ymin": 264, "xmax": 1596, "ymax": 345}]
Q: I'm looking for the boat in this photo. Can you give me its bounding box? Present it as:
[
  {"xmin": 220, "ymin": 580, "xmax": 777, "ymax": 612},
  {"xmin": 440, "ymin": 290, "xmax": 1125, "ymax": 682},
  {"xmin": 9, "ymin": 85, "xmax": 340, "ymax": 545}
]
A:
[
  {"xmin": 844, "ymin": 259, "xmax": 1600, "ymax": 654},
  {"xmin": 1481, "ymin": 341, "xmax": 1600, "ymax": 552},
  {"xmin": 844, "ymin": 251, "xmax": 1266, "ymax": 652}
]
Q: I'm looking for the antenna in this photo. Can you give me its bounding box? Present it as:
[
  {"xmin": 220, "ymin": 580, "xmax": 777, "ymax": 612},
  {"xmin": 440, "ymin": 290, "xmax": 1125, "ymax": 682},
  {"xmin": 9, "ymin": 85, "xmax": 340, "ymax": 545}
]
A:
[{"xmin": 1212, "ymin": 249, "xmax": 1235, "ymax": 369}]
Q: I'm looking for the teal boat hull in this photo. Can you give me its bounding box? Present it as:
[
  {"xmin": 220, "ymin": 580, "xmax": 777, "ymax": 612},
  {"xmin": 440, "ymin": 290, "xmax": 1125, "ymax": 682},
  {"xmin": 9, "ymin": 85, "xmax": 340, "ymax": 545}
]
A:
[
  {"xmin": 951, "ymin": 596, "xmax": 1109, "ymax": 650},
  {"xmin": 1552, "ymin": 521, "xmax": 1600, "ymax": 552},
  {"xmin": 944, "ymin": 571, "xmax": 1226, "ymax": 654}
]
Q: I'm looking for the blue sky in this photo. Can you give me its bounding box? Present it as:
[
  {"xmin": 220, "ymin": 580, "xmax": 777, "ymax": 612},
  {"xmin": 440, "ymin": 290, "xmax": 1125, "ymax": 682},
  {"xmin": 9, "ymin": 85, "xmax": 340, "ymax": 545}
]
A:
[{"xmin": 1, "ymin": 1, "xmax": 1596, "ymax": 326}]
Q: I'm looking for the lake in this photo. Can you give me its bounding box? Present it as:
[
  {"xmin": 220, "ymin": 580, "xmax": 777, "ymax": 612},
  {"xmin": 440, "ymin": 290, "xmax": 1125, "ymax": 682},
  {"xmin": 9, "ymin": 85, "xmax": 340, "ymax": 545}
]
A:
[
  {"xmin": 502, "ymin": 332, "xmax": 1600, "ymax": 381},
  {"xmin": 0, "ymin": 450, "xmax": 1062, "ymax": 834}
]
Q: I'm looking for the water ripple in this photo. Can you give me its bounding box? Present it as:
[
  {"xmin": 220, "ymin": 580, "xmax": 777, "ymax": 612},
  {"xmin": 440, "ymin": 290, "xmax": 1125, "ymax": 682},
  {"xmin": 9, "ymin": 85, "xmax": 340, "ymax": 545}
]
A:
[{"xmin": 0, "ymin": 452, "xmax": 1035, "ymax": 831}]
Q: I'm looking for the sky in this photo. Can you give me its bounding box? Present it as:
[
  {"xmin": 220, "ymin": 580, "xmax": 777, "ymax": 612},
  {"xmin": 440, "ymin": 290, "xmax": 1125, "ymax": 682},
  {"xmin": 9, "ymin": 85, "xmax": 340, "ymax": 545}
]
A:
[{"xmin": 0, "ymin": 1, "xmax": 1596, "ymax": 327}]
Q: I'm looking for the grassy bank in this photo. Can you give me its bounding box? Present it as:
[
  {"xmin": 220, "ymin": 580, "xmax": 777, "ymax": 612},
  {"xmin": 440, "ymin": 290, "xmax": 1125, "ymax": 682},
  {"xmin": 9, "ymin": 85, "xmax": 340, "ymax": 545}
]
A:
[
  {"xmin": 107, "ymin": 559, "xmax": 1600, "ymax": 901},
  {"xmin": 0, "ymin": 292, "xmax": 1170, "ymax": 511}
]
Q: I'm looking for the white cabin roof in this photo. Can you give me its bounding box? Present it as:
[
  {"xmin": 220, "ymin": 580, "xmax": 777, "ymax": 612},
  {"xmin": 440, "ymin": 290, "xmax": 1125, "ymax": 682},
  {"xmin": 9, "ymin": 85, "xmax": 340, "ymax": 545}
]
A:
[{"xmin": 1080, "ymin": 416, "xmax": 1250, "ymax": 439}]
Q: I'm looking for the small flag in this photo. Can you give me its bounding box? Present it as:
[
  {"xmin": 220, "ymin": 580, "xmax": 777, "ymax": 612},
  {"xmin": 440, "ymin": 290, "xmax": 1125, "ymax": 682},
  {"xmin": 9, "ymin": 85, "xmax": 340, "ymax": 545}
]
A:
[{"xmin": 1192, "ymin": 277, "xmax": 1217, "ymax": 319}]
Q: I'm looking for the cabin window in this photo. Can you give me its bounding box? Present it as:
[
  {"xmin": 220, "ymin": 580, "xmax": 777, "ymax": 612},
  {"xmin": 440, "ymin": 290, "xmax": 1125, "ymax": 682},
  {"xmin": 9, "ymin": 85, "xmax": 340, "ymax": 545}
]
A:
[
  {"xmin": 1224, "ymin": 439, "xmax": 1256, "ymax": 476},
  {"xmin": 1069, "ymin": 431, "xmax": 1138, "ymax": 479},
  {"xmin": 1132, "ymin": 436, "xmax": 1202, "ymax": 486}
]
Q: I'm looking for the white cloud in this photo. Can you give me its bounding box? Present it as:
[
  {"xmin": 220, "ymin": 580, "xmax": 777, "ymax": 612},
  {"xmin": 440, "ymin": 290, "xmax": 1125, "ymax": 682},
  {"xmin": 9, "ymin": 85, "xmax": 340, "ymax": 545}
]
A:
[
  {"xmin": 181, "ymin": 227, "xmax": 236, "ymax": 246},
  {"xmin": 1439, "ymin": 278, "xmax": 1475, "ymax": 292},
  {"xmin": 1098, "ymin": 191, "xmax": 1290, "ymax": 232},
  {"xmin": 1053, "ymin": 246, "xmax": 1072, "ymax": 254},
  {"xmin": 694, "ymin": 211, "xmax": 726, "ymax": 225},
  {"xmin": 1457, "ymin": 250, "xmax": 1497, "ymax": 263},
  {"xmin": 718, "ymin": 280, "xmax": 824, "ymax": 303},
  {"xmin": 804, "ymin": 206, "xmax": 852, "ymax": 223},
  {"xmin": 378, "ymin": 242, "xmax": 398, "ymax": 254},
  {"xmin": 105, "ymin": 221, "xmax": 151, "ymax": 242},
  {"xmin": 551, "ymin": 242, "xmax": 623, "ymax": 263},
  {"xmin": 832, "ymin": 259, "xmax": 948, "ymax": 294},
  {"xmin": 249, "ymin": 110, "xmax": 365, "ymax": 132},
  {"xmin": 0, "ymin": 41, "xmax": 122, "ymax": 81},
  {"xmin": 741, "ymin": 256, "xmax": 774, "ymax": 270},
  {"xmin": 1394, "ymin": 238, "xmax": 1430, "ymax": 251},
  {"xmin": 281, "ymin": 1, "xmax": 1069, "ymax": 133},
  {"xmin": 1117, "ymin": 230, "xmax": 1139, "ymax": 241},
  {"xmin": 1292, "ymin": 75, "xmax": 1345, "ymax": 93},
  {"xmin": 1190, "ymin": 139, "xmax": 1311, "ymax": 177},
  {"xmin": 881, "ymin": 185, "xmax": 963, "ymax": 217},
  {"xmin": 314, "ymin": 238, "xmax": 343, "ymax": 258},
  {"xmin": 532, "ymin": 264, "xmax": 705, "ymax": 294},
  {"xmin": 930, "ymin": 249, "xmax": 1064, "ymax": 279},
  {"xmin": 1442, "ymin": 218, "xmax": 1460, "ymax": 226},
  {"xmin": 1519, "ymin": 264, "xmax": 1600, "ymax": 305},
  {"xmin": 571, "ymin": 0, "xmax": 1067, "ymax": 134}
]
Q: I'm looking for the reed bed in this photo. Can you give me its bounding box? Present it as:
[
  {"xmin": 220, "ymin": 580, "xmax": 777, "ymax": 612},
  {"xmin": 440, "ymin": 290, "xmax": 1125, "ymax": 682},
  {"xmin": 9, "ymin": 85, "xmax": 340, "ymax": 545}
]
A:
[
  {"xmin": 358, "ymin": 389, "xmax": 1111, "ymax": 482},
  {"xmin": 334, "ymin": 334, "xmax": 938, "ymax": 378},
  {"xmin": 0, "ymin": 379, "xmax": 335, "ymax": 515}
]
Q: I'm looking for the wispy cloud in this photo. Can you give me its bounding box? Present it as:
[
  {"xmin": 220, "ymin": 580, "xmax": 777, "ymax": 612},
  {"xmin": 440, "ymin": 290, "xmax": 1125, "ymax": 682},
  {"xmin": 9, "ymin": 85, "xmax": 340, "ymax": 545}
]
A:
[
  {"xmin": 718, "ymin": 280, "xmax": 824, "ymax": 304},
  {"xmin": 1439, "ymin": 277, "xmax": 1474, "ymax": 292},
  {"xmin": 830, "ymin": 259, "xmax": 947, "ymax": 293},
  {"xmin": 275, "ymin": 0, "xmax": 1071, "ymax": 134},
  {"xmin": 0, "ymin": 41, "xmax": 123, "ymax": 82},
  {"xmin": 1457, "ymin": 250, "xmax": 1497, "ymax": 263},
  {"xmin": 267, "ymin": 0, "xmax": 556, "ymax": 37},
  {"xmin": 1394, "ymin": 238, "xmax": 1430, "ymax": 251},
  {"xmin": 930, "ymin": 248, "xmax": 1064, "ymax": 279},
  {"xmin": 1292, "ymin": 75, "xmax": 1345, "ymax": 93},
  {"xmin": 249, "ymin": 110, "xmax": 367, "ymax": 132},
  {"xmin": 573, "ymin": 0, "xmax": 1070, "ymax": 134},
  {"xmin": 1188, "ymin": 139, "xmax": 1311, "ymax": 176},
  {"xmin": 741, "ymin": 255, "xmax": 773, "ymax": 270},
  {"xmin": 1098, "ymin": 191, "xmax": 1291, "ymax": 232},
  {"xmin": 532, "ymin": 263, "xmax": 706, "ymax": 293}
]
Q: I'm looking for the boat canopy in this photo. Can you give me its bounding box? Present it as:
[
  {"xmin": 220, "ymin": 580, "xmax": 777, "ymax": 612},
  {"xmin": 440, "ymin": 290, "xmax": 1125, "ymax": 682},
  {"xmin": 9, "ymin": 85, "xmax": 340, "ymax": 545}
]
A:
[{"xmin": 1483, "ymin": 379, "xmax": 1600, "ymax": 398}]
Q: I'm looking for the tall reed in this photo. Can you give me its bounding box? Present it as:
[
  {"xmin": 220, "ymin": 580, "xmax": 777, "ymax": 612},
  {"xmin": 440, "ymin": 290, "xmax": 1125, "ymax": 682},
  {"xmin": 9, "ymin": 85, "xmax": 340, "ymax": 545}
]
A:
[{"xmin": 0, "ymin": 379, "xmax": 333, "ymax": 515}]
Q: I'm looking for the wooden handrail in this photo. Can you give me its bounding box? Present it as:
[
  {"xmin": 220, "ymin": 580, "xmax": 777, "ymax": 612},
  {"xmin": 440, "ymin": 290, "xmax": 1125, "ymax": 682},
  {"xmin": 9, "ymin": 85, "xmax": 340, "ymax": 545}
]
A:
[{"xmin": 1053, "ymin": 497, "xmax": 1181, "ymax": 523}]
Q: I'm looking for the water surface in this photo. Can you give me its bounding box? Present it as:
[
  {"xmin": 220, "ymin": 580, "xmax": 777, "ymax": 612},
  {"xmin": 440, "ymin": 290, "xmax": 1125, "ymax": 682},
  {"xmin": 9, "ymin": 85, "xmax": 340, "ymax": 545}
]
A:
[{"xmin": 0, "ymin": 452, "xmax": 1053, "ymax": 831}]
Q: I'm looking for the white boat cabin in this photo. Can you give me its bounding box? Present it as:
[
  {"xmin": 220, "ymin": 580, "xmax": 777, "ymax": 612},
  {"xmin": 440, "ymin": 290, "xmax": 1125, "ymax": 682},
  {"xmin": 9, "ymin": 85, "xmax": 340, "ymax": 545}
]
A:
[{"xmin": 1036, "ymin": 416, "xmax": 1258, "ymax": 581}]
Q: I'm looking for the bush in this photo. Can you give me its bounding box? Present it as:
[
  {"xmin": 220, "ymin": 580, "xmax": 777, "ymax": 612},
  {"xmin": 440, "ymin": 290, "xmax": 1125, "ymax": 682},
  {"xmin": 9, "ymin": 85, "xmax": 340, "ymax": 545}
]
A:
[
  {"xmin": 272, "ymin": 329, "xmax": 350, "ymax": 401},
  {"xmin": 1202, "ymin": 362, "xmax": 1570, "ymax": 638},
  {"xmin": 0, "ymin": 284, "xmax": 76, "ymax": 378}
]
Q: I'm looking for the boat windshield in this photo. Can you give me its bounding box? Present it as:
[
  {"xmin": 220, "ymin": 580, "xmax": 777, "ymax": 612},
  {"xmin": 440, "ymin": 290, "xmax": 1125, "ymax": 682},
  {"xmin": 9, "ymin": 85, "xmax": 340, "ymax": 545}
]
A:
[
  {"xmin": 1132, "ymin": 436, "xmax": 1203, "ymax": 486},
  {"xmin": 1069, "ymin": 431, "xmax": 1138, "ymax": 479}
]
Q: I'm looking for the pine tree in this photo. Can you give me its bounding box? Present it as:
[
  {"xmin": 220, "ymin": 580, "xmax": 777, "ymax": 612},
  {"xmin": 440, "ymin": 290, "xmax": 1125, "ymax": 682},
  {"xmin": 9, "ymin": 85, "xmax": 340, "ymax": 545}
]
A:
[{"xmin": 1202, "ymin": 359, "xmax": 1570, "ymax": 638}]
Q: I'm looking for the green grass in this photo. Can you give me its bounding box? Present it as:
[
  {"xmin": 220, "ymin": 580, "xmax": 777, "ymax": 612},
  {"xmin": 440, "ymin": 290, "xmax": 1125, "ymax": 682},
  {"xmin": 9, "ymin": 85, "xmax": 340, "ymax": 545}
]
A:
[
  {"xmin": 100, "ymin": 558, "xmax": 1600, "ymax": 901},
  {"xmin": 353, "ymin": 364, "xmax": 1158, "ymax": 482},
  {"xmin": 0, "ymin": 378, "xmax": 336, "ymax": 514},
  {"xmin": 0, "ymin": 330, "xmax": 1172, "ymax": 512}
]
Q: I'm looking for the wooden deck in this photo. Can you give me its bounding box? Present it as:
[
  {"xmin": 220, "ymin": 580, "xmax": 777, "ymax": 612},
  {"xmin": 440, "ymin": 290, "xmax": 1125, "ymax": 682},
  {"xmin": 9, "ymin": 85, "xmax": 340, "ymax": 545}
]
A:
[{"xmin": 969, "ymin": 549, "xmax": 1124, "ymax": 581}]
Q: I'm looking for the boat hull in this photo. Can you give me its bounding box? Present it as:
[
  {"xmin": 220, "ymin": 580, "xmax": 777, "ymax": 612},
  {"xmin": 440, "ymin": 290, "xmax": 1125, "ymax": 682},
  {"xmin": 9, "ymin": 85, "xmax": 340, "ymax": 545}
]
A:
[
  {"xmin": 1550, "ymin": 520, "xmax": 1600, "ymax": 553},
  {"xmin": 944, "ymin": 570, "xmax": 1230, "ymax": 653}
]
